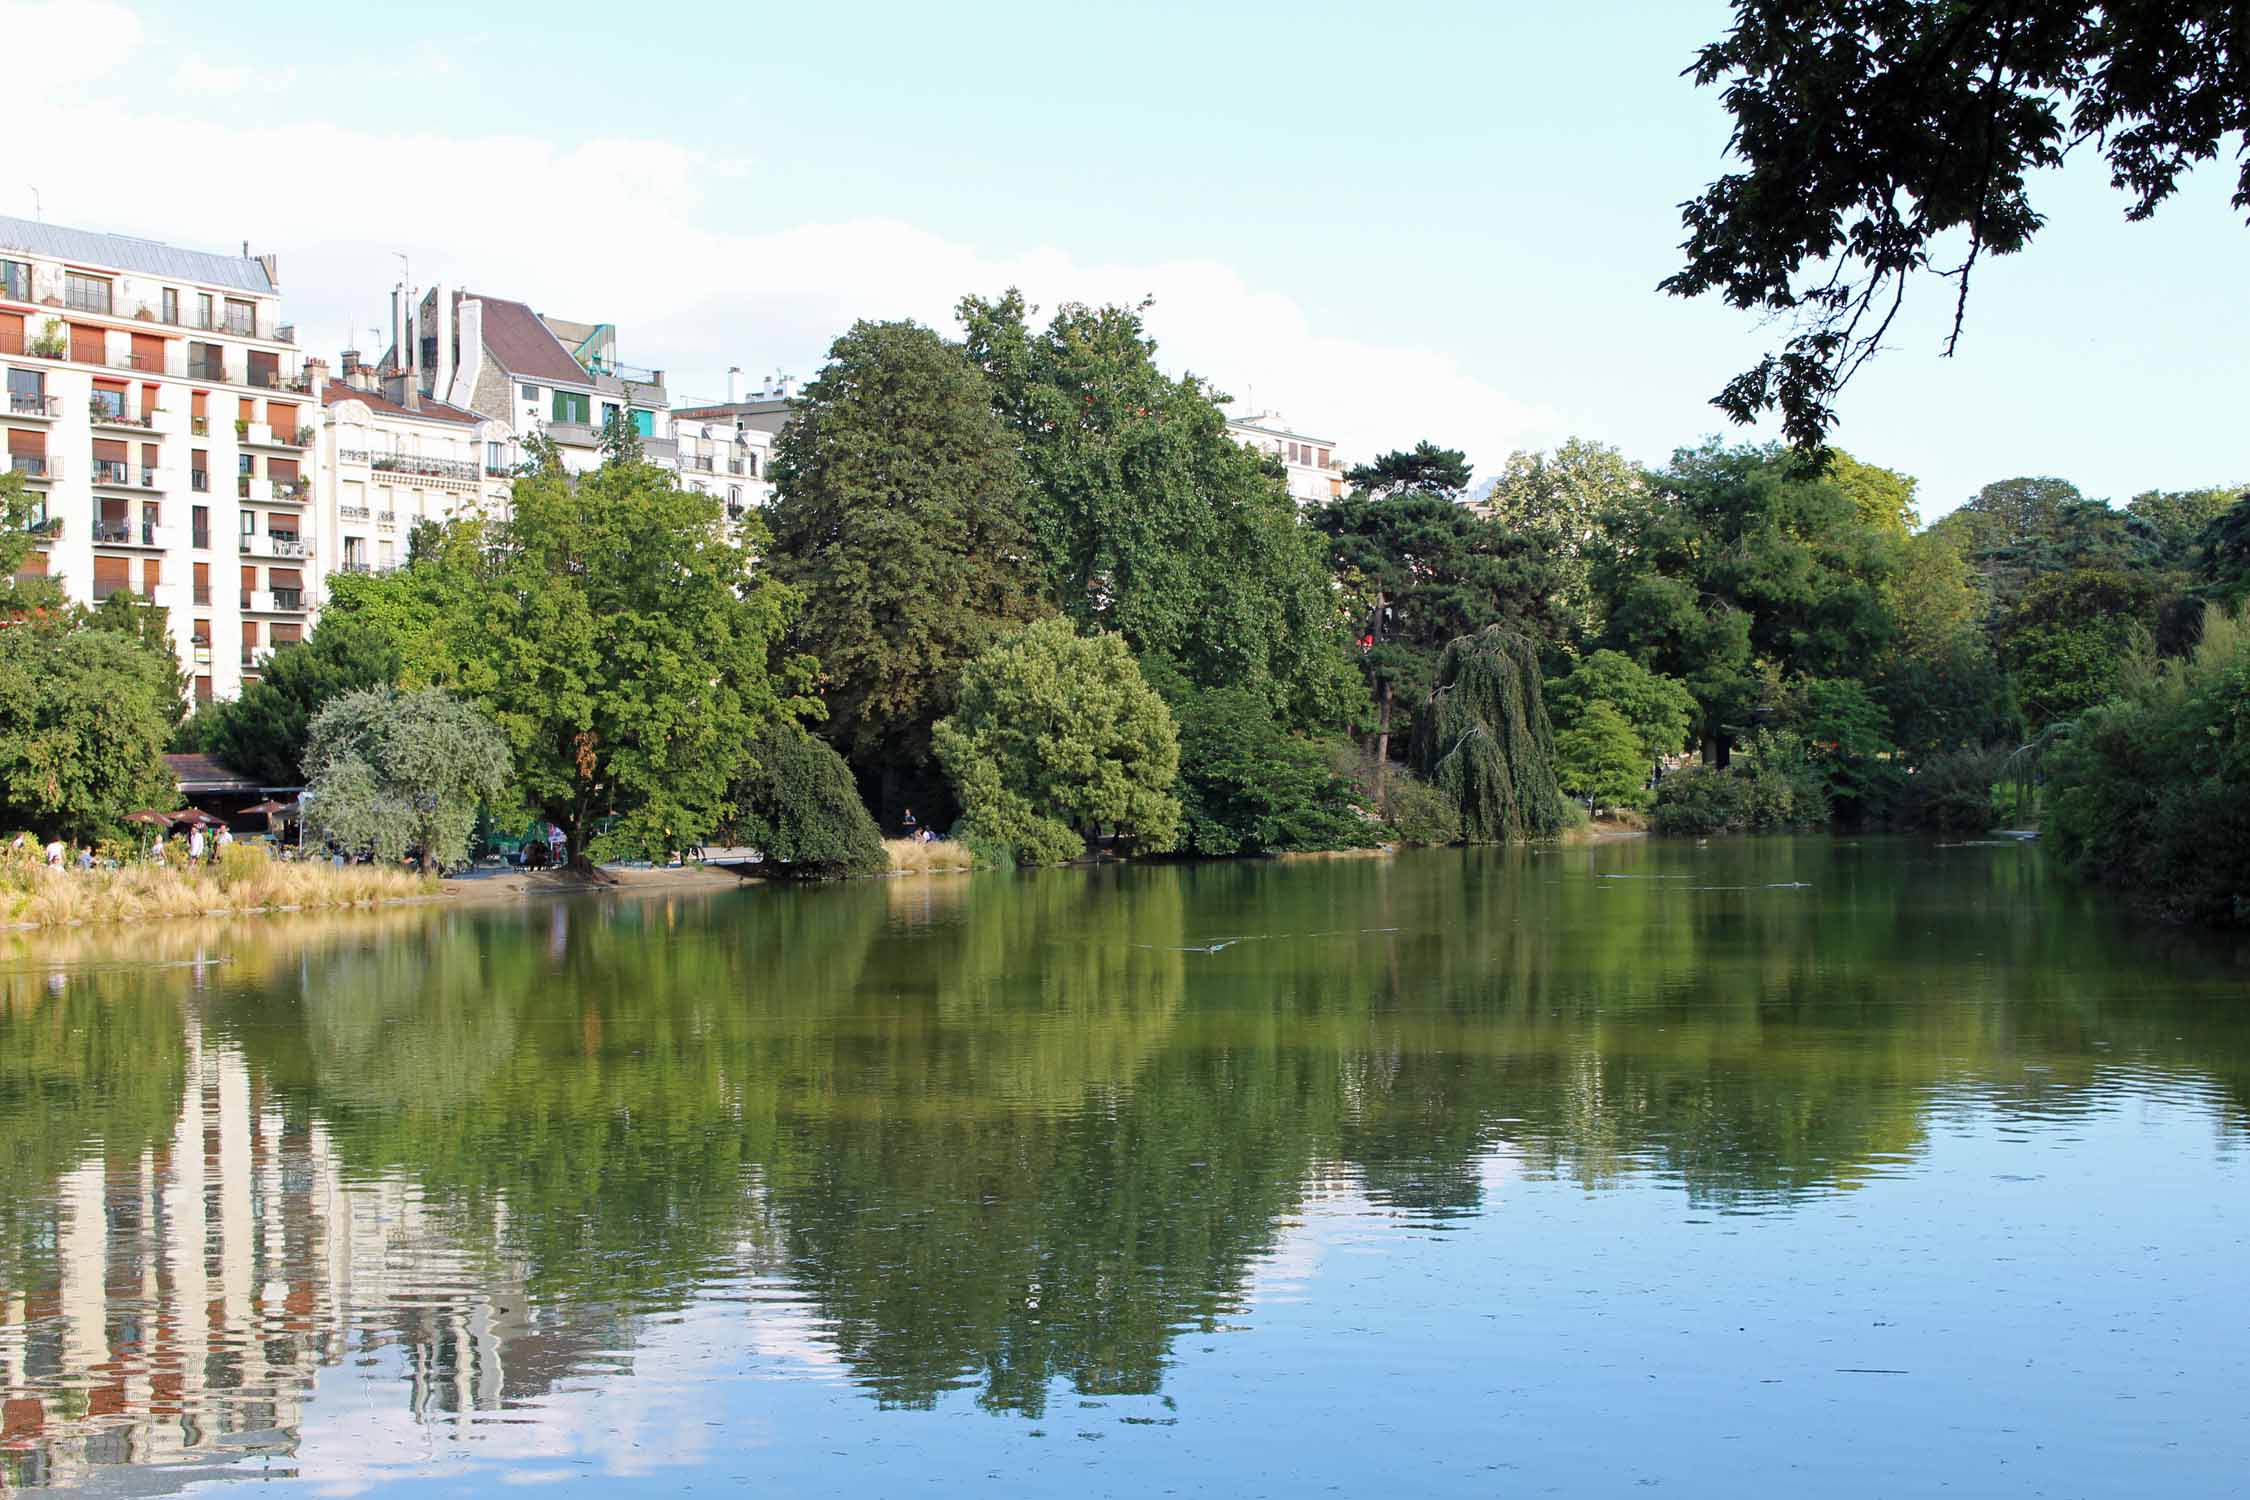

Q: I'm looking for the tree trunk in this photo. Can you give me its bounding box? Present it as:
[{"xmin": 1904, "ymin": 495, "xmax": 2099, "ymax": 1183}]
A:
[{"xmin": 1372, "ymin": 680, "xmax": 1394, "ymax": 799}]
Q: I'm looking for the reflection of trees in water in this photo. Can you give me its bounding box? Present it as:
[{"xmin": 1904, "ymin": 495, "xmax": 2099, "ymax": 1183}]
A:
[{"xmin": 7, "ymin": 843, "xmax": 2246, "ymax": 1432}]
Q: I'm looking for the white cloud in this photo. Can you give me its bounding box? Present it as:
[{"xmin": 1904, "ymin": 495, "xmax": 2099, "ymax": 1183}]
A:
[
  {"xmin": 5, "ymin": 0, "xmax": 1558, "ymax": 478},
  {"xmin": 7, "ymin": 0, "xmax": 139, "ymax": 83},
  {"xmin": 175, "ymin": 55, "xmax": 287, "ymax": 94}
]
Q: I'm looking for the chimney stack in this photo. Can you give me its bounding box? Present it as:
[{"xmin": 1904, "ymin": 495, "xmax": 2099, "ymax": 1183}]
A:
[
  {"xmin": 726, "ymin": 365, "xmax": 743, "ymax": 403},
  {"xmin": 433, "ymin": 281, "xmax": 454, "ymax": 402}
]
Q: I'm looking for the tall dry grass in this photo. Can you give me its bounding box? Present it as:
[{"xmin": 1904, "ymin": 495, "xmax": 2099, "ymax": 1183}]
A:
[
  {"xmin": 0, "ymin": 845, "xmax": 435, "ymax": 929},
  {"xmin": 884, "ymin": 837, "xmax": 974, "ymax": 874}
]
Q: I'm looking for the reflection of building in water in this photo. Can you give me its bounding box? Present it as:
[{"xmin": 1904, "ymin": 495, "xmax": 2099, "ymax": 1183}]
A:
[{"xmin": 0, "ymin": 1016, "xmax": 611, "ymax": 1493}]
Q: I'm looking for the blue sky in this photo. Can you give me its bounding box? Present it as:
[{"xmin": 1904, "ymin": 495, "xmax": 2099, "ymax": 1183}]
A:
[{"xmin": 15, "ymin": 0, "xmax": 2246, "ymax": 518}]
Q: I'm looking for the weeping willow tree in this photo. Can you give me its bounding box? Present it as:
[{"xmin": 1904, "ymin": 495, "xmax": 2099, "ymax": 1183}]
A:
[{"xmin": 1411, "ymin": 627, "xmax": 1568, "ymax": 842}]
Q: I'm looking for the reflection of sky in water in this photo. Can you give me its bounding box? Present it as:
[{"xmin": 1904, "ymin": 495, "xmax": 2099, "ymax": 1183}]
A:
[
  {"xmin": 3, "ymin": 839, "xmax": 2247, "ymax": 1496},
  {"xmin": 222, "ymin": 1097, "xmax": 2246, "ymax": 1499}
]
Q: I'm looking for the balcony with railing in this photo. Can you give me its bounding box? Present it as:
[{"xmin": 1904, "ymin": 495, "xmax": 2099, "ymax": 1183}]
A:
[
  {"xmin": 88, "ymin": 400, "xmax": 157, "ymax": 431},
  {"xmin": 96, "ymin": 464, "xmax": 157, "ymax": 490},
  {"xmin": 371, "ymin": 452, "xmax": 479, "ymax": 482},
  {"xmin": 241, "ymin": 533, "xmax": 312, "ymax": 559},
  {"xmin": 270, "ymin": 588, "xmax": 304, "ymax": 610},
  {"xmin": 190, "ymin": 417, "xmax": 210, "ymax": 436},
  {"xmin": 193, "ymin": 584, "xmax": 211, "ymax": 605},
  {"xmin": 271, "ymin": 477, "xmax": 310, "ymax": 502},
  {"xmin": 63, "ymin": 284, "xmax": 112, "ymax": 316},
  {"xmin": 6, "ymin": 392, "xmax": 59, "ymax": 419},
  {"xmin": 92, "ymin": 520, "xmax": 131, "ymax": 544},
  {"xmin": 339, "ymin": 504, "xmax": 371, "ymax": 522},
  {"xmin": 10, "ymin": 454, "xmax": 58, "ymax": 481}
]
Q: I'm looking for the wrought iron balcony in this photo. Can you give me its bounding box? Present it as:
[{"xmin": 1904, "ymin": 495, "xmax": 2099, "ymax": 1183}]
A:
[
  {"xmin": 6, "ymin": 392, "xmax": 58, "ymax": 418},
  {"xmin": 7, "ymin": 454, "xmax": 57, "ymax": 480}
]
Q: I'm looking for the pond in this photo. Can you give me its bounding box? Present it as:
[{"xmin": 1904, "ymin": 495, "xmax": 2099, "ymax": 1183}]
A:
[{"xmin": 2, "ymin": 838, "xmax": 2245, "ymax": 1496}]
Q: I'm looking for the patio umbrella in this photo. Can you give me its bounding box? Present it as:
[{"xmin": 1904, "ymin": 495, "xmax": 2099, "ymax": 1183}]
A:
[
  {"xmin": 238, "ymin": 799, "xmax": 295, "ymax": 816},
  {"xmin": 171, "ymin": 808, "xmax": 223, "ymax": 827},
  {"xmin": 123, "ymin": 810, "xmax": 176, "ymax": 826}
]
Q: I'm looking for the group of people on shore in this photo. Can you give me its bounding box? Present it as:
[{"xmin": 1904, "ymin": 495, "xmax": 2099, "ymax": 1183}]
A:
[{"xmin": 8, "ymin": 822, "xmax": 237, "ymax": 873}]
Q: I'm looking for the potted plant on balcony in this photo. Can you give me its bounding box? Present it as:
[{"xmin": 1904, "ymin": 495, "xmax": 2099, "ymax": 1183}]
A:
[
  {"xmin": 234, "ymin": 419, "xmax": 249, "ymax": 439},
  {"xmin": 28, "ymin": 320, "xmax": 67, "ymax": 359},
  {"xmin": 134, "ymin": 304, "xmax": 155, "ymax": 321}
]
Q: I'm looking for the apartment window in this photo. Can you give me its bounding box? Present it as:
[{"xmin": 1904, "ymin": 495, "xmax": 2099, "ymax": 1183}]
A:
[
  {"xmin": 196, "ymin": 293, "xmax": 214, "ymax": 330},
  {"xmin": 0, "ymin": 260, "xmax": 27, "ymax": 301},
  {"xmin": 161, "ymin": 288, "xmax": 179, "ymax": 325},
  {"xmin": 745, "ymin": 452, "xmax": 758, "ymax": 479},
  {"xmin": 633, "ymin": 408, "xmax": 655, "ymax": 438},
  {"xmin": 551, "ymin": 390, "xmax": 589, "ymax": 425},
  {"xmin": 88, "ymin": 386, "xmax": 126, "ymax": 419},
  {"xmin": 187, "ymin": 342, "xmax": 223, "ymax": 381},
  {"xmin": 241, "ymin": 510, "xmax": 256, "ymax": 539},
  {"xmin": 5, "ymin": 368, "xmax": 41, "ymax": 413},
  {"xmin": 520, "ymin": 384, "xmax": 539, "ymax": 402},
  {"xmin": 64, "ymin": 273, "xmax": 112, "ymax": 314},
  {"xmin": 223, "ymin": 299, "xmax": 255, "ymax": 336},
  {"xmin": 486, "ymin": 441, "xmax": 508, "ymax": 474},
  {"xmin": 192, "ymin": 505, "xmax": 210, "ymax": 551},
  {"xmin": 1317, "ymin": 447, "xmax": 1330, "ymax": 467},
  {"xmin": 600, "ymin": 402, "xmax": 620, "ymax": 430},
  {"xmin": 238, "ymin": 453, "xmax": 254, "ymax": 477}
]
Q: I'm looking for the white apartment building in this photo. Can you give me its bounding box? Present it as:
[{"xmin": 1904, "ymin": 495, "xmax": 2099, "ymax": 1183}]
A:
[
  {"xmin": 394, "ymin": 285, "xmax": 670, "ymax": 475},
  {"xmin": 316, "ymin": 357, "xmax": 520, "ymax": 574},
  {"xmin": 2, "ymin": 216, "xmax": 321, "ymax": 702},
  {"xmin": 1225, "ymin": 408, "xmax": 1345, "ymax": 508}
]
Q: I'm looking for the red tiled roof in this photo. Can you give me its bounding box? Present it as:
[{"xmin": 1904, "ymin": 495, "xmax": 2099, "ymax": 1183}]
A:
[
  {"xmin": 465, "ymin": 291, "xmax": 591, "ymax": 386},
  {"xmin": 321, "ymin": 381, "xmax": 481, "ymax": 425}
]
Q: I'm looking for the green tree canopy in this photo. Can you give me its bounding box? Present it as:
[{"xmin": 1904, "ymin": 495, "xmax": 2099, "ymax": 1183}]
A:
[
  {"xmin": 1591, "ymin": 441, "xmax": 1897, "ymax": 762},
  {"xmin": 1313, "ymin": 446, "xmax": 1560, "ymax": 777},
  {"xmin": 1544, "ymin": 649, "xmax": 1699, "ymax": 764},
  {"xmin": 185, "ymin": 613, "xmax": 403, "ymax": 786},
  {"xmin": 1553, "ymin": 701, "xmax": 1650, "ymax": 813},
  {"xmin": 414, "ymin": 430, "xmax": 814, "ymax": 864},
  {"xmin": 933, "ymin": 617, "xmax": 1181, "ymax": 865},
  {"xmin": 1161, "ymin": 677, "xmax": 1378, "ymax": 857},
  {"xmin": 0, "ymin": 606, "xmax": 183, "ymax": 842},
  {"xmin": 302, "ymin": 686, "xmax": 510, "ymax": 871},
  {"xmin": 1996, "ymin": 568, "xmax": 2172, "ymax": 730},
  {"xmin": 957, "ymin": 290, "xmax": 1361, "ymax": 728},
  {"xmin": 1410, "ymin": 627, "xmax": 1568, "ymax": 842},
  {"xmin": 767, "ymin": 319, "xmax": 1048, "ymax": 795},
  {"xmin": 723, "ymin": 722, "xmax": 887, "ymax": 878},
  {"xmin": 1666, "ymin": 0, "xmax": 2250, "ymax": 445},
  {"xmin": 1480, "ymin": 438, "xmax": 1645, "ymax": 632}
]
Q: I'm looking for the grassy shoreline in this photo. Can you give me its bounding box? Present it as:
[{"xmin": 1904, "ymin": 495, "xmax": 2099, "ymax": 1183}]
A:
[{"xmin": 2, "ymin": 859, "xmax": 438, "ymax": 930}]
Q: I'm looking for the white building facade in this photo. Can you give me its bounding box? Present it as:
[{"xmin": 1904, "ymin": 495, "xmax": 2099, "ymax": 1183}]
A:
[
  {"xmin": 1225, "ymin": 409, "xmax": 1345, "ymax": 508},
  {"xmin": 2, "ymin": 216, "xmax": 321, "ymax": 702}
]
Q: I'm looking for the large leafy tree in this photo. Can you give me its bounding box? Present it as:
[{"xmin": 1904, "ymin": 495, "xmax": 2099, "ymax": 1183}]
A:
[
  {"xmin": 432, "ymin": 428, "xmax": 814, "ymax": 864},
  {"xmin": 957, "ymin": 290, "xmax": 1360, "ymax": 728},
  {"xmin": 1996, "ymin": 567, "xmax": 2172, "ymax": 729},
  {"xmin": 302, "ymin": 686, "xmax": 511, "ymax": 871},
  {"xmin": 186, "ymin": 614, "xmax": 402, "ymax": 785},
  {"xmin": 722, "ymin": 722, "xmax": 887, "ymax": 878},
  {"xmin": 0, "ymin": 607, "xmax": 182, "ymax": 841},
  {"xmin": 1312, "ymin": 443, "xmax": 1559, "ymax": 782},
  {"xmin": 1545, "ymin": 649, "xmax": 1699, "ymax": 764},
  {"xmin": 1162, "ymin": 678, "xmax": 1379, "ymax": 857},
  {"xmin": 1667, "ymin": 0, "xmax": 2250, "ymax": 445},
  {"xmin": 767, "ymin": 319, "xmax": 1048, "ymax": 809},
  {"xmin": 1480, "ymin": 438, "xmax": 1645, "ymax": 633},
  {"xmin": 1591, "ymin": 441, "xmax": 1899, "ymax": 762},
  {"xmin": 933, "ymin": 617, "xmax": 1181, "ymax": 865}
]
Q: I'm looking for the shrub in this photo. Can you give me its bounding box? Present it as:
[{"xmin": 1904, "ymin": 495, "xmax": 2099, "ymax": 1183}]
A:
[
  {"xmin": 1410, "ymin": 627, "xmax": 1568, "ymax": 842},
  {"xmin": 933, "ymin": 618, "xmax": 1181, "ymax": 866},
  {"xmin": 1891, "ymin": 749, "xmax": 2005, "ymax": 833},
  {"xmin": 1171, "ymin": 686, "xmax": 1381, "ymax": 855},
  {"xmin": 1652, "ymin": 735, "xmax": 1829, "ymax": 836},
  {"xmin": 2042, "ymin": 604, "xmax": 2250, "ymax": 926},
  {"xmin": 1379, "ymin": 771, "xmax": 1463, "ymax": 846},
  {"xmin": 725, "ymin": 723, "xmax": 886, "ymax": 877}
]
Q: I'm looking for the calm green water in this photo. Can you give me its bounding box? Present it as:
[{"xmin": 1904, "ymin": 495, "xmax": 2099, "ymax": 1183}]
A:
[{"xmin": 2, "ymin": 839, "xmax": 2245, "ymax": 1496}]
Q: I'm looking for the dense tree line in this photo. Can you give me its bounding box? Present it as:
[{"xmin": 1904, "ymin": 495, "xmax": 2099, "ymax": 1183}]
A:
[{"xmin": 5, "ymin": 294, "xmax": 2243, "ymax": 921}]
